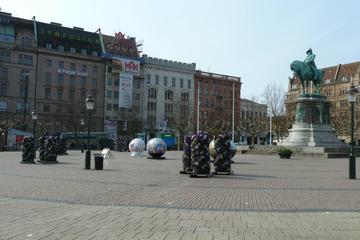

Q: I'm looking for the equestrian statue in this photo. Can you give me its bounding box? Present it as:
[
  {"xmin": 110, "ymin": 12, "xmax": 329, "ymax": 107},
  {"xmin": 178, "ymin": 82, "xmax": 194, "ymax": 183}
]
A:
[{"xmin": 290, "ymin": 48, "xmax": 324, "ymax": 95}]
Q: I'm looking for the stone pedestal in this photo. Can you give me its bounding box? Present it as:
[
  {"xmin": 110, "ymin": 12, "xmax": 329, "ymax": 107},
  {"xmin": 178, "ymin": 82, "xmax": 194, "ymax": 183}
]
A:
[{"xmin": 280, "ymin": 95, "xmax": 347, "ymax": 148}]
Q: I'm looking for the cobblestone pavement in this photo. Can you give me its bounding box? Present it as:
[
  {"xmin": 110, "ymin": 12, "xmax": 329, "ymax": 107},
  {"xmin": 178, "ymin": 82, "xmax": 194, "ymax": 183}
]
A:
[{"xmin": 0, "ymin": 151, "xmax": 360, "ymax": 239}]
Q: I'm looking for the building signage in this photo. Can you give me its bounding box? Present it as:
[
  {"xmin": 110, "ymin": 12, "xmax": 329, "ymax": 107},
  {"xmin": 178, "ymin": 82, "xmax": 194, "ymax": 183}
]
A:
[
  {"xmin": 119, "ymin": 73, "xmax": 133, "ymax": 108},
  {"xmin": 57, "ymin": 68, "xmax": 88, "ymax": 77},
  {"xmin": 111, "ymin": 57, "xmax": 140, "ymax": 75},
  {"xmin": 104, "ymin": 120, "xmax": 117, "ymax": 139}
]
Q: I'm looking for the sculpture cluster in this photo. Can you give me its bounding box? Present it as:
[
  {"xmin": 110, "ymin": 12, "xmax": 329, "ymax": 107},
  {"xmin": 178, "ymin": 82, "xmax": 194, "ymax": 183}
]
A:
[
  {"xmin": 181, "ymin": 132, "xmax": 234, "ymax": 177},
  {"xmin": 213, "ymin": 134, "xmax": 232, "ymax": 173},
  {"xmin": 21, "ymin": 136, "xmax": 35, "ymax": 164},
  {"xmin": 37, "ymin": 135, "xmax": 66, "ymax": 163},
  {"xmin": 191, "ymin": 132, "xmax": 211, "ymax": 176}
]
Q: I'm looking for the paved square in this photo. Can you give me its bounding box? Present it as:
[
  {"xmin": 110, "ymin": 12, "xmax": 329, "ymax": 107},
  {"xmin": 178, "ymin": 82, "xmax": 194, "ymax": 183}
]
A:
[{"xmin": 0, "ymin": 151, "xmax": 359, "ymax": 239}]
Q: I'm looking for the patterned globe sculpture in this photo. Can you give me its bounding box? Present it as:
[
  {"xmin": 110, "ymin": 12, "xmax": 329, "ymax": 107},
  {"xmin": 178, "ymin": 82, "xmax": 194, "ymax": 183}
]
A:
[
  {"xmin": 129, "ymin": 138, "xmax": 145, "ymax": 156},
  {"xmin": 230, "ymin": 141, "xmax": 237, "ymax": 158},
  {"xmin": 147, "ymin": 138, "xmax": 167, "ymax": 158},
  {"xmin": 209, "ymin": 140, "xmax": 216, "ymax": 159}
]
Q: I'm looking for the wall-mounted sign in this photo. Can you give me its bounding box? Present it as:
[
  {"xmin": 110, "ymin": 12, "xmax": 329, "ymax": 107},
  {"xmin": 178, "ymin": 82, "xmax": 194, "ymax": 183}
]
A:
[
  {"xmin": 111, "ymin": 57, "xmax": 140, "ymax": 75},
  {"xmin": 119, "ymin": 73, "xmax": 133, "ymax": 108},
  {"xmin": 57, "ymin": 68, "xmax": 88, "ymax": 77}
]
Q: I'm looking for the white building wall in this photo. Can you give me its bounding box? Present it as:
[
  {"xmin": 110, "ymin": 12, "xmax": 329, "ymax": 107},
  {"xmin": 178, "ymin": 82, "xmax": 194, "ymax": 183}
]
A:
[{"xmin": 141, "ymin": 55, "xmax": 196, "ymax": 137}]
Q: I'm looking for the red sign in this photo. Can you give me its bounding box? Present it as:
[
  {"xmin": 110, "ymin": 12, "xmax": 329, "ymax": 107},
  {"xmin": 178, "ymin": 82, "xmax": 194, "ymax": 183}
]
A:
[
  {"xmin": 125, "ymin": 61, "xmax": 139, "ymax": 71},
  {"xmin": 115, "ymin": 32, "xmax": 125, "ymax": 41},
  {"xmin": 16, "ymin": 135, "xmax": 24, "ymax": 143}
]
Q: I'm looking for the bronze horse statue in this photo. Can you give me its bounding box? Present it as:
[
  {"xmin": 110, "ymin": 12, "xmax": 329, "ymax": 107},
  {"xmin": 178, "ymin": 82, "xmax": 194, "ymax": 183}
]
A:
[{"xmin": 290, "ymin": 60, "xmax": 324, "ymax": 94}]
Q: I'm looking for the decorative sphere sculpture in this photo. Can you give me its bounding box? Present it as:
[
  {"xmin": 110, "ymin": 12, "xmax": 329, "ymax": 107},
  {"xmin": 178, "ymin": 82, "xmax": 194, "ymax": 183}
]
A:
[
  {"xmin": 129, "ymin": 138, "xmax": 145, "ymax": 156},
  {"xmin": 209, "ymin": 140, "xmax": 216, "ymax": 159},
  {"xmin": 146, "ymin": 138, "xmax": 167, "ymax": 158}
]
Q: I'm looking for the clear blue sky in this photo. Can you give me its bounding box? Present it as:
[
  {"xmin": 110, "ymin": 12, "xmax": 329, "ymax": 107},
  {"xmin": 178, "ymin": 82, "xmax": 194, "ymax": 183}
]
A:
[{"xmin": 2, "ymin": 0, "xmax": 360, "ymax": 99}]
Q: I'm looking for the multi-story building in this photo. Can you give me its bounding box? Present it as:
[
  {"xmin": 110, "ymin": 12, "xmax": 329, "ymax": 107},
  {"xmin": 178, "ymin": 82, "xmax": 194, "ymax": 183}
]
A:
[
  {"xmin": 100, "ymin": 32, "xmax": 141, "ymax": 139},
  {"xmin": 238, "ymin": 98, "xmax": 268, "ymax": 144},
  {"xmin": 141, "ymin": 55, "xmax": 196, "ymax": 141},
  {"xmin": 286, "ymin": 61, "xmax": 360, "ymax": 142},
  {"xmin": 194, "ymin": 70, "xmax": 241, "ymax": 131},
  {"xmin": 0, "ymin": 11, "xmax": 105, "ymax": 135}
]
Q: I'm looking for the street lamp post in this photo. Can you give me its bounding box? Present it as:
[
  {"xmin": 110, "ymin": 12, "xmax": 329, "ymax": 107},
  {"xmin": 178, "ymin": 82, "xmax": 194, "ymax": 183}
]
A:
[
  {"xmin": 22, "ymin": 72, "xmax": 30, "ymax": 130},
  {"xmin": 31, "ymin": 110, "xmax": 38, "ymax": 158},
  {"xmin": 347, "ymin": 85, "xmax": 358, "ymax": 179},
  {"xmin": 85, "ymin": 95, "xmax": 94, "ymax": 170},
  {"xmin": 80, "ymin": 118, "xmax": 85, "ymax": 153}
]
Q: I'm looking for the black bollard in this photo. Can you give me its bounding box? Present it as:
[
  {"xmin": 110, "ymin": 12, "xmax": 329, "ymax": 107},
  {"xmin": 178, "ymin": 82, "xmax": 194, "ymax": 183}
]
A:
[{"xmin": 21, "ymin": 136, "xmax": 35, "ymax": 164}]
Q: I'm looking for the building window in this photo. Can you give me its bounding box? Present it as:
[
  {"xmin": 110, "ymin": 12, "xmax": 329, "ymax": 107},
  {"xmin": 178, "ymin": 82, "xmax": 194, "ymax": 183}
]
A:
[
  {"xmin": 46, "ymin": 43, "xmax": 52, "ymax": 49},
  {"xmin": 134, "ymin": 79, "xmax": 141, "ymax": 89},
  {"xmin": 187, "ymin": 79, "xmax": 191, "ymax": 89},
  {"xmin": 16, "ymin": 102, "xmax": 30, "ymax": 113},
  {"xmin": 19, "ymin": 85, "xmax": 28, "ymax": 97},
  {"xmin": 70, "ymin": 63, "xmax": 76, "ymax": 71},
  {"xmin": 46, "ymin": 59, "xmax": 52, "ymax": 68},
  {"xmin": 80, "ymin": 77, "xmax": 86, "ymax": 88},
  {"xmin": 0, "ymin": 101, "xmax": 7, "ymax": 111},
  {"xmin": 113, "ymin": 104, "xmax": 119, "ymax": 111},
  {"xmin": 147, "ymin": 115, "xmax": 156, "ymax": 127},
  {"xmin": 113, "ymin": 91, "xmax": 119, "ymax": 98},
  {"xmin": 21, "ymin": 37, "xmax": 32, "ymax": 47},
  {"xmin": 165, "ymin": 90, "xmax": 173, "ymax": 100},
  {"xmin": 241, "ymin": 111, "xmax": 245, "ymax": 118},
  {"xmin": 147, "ymin": 102, "xmax": 156, "ymax": 111},
  {"xmin": 58, "ymin": 45, "xmax": 64, "ymax": 52},
  {"xmin": 59, "ymin": 61, "xmax": 64, "ymax": 68},
  {"xmin": 70, "ymin": 47, "xmax": 76, "ymax": 54},
  {"xmin": 92, "ymin": 66, "xmax": 98, "ymax": 74},
  {"xmin": 0, "ymin": 51, "xmax": 10, "ymax": 62},
  {"xmin": 0, "ymin": 67, "xmax": 8, "ymax": 80},
  {"xmin": 80, "ymin": 90, "xmax": 86, "ymax": 99},
  {"xmin": 172, "ymin": 77, "xmax": 176, "ymax": 87},
  {"xmin": 148, "ymin": 88, "xmax": 157, "ymax": 99},
  {"xmin": 135, "ymin": 93, "xmax": 140, "ymax": 100},
  {"xmin": 181, "ymin": 92, "xmax": 189, "ymax": 102},
  {"xmin": 106, "ymin": 90, "xmax": 112, "ymax": 98},
  {"xmin": 146, "ymin": 74, "xmax": 151, "ymax": 84},
  {"xmin": 114, "ymin": 79, "xmax": 119, "ymax": 86},
  {"xmin": 81, "ymin": 49, "xmax": 87, "ymax": 55},
  {"xmin": 69, "ymin": 89, "xmax": 75, "ymax": 100},
  {"xmin": 57, "ymin": 74, "xmax": 64, "ymax": 85},
  {"xmin": 163, "ymin": 76, "xmax": 168, "ymax": 86},
  {"xmin": 0, "ymin": 83, "xmax": 8, "ymax": 96},
  {"xmin": 180, "ymin": 78, "xmax": 184, "ymax": 88},
  {"xmin": 45, "ymin": 88, "xmax": 51, "ymax": 99},
  {"xmin": 155, "ymin": 75, "xmax": 159, "ymax": 85},
  {"xmin": 165, "ymin": 103, "xmax": 173, "ymax": 113},
  {"xmin": 92, "ymin": 79, "xmax": 97, "ymax": 88},
  {"xmin": 20, "ymin": 70, "xmax": 30, "ymax": 81},
  {"xmin": 43, "ymin": 105, "xmax": 50, "ymax": 112},
  {"xmin": 69, "ymin": 75, "xmax": 75, "ymax": 86},
  {"xmin": 106, "ymin": 103, "xmax": 112, "ymax": 111},
  {"xmin": 18, "ymin": 54, "xmax": 33, "ymax": 65},
  {"xmin": 45, "ymin": 72, "xmax": 51, "ymax": 84},
  {"xmin": 57, "ymin": 89, "xmax": 63, "ymax": 100},
  {"xmin": 107, "ymin": 78, "xmax": 113, "ymax": 86},
  {"xmin": 81, "ymin": 64, "xmax": 87, "ymax": 72}
]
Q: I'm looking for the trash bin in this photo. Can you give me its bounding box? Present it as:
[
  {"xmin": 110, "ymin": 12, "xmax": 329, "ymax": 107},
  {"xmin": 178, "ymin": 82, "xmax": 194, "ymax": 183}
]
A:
[{"xmin": 94, "ymin": 154, "xmax": 104, "ymax": 170}]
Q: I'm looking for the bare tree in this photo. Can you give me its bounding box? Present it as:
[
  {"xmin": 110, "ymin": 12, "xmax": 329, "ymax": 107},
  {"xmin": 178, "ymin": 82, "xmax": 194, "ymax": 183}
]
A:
[
  {"xmin": 237, "ymin": 116, "xmax": 267, "ymax": 146},
  {"xmin": 262, "ymin": 81, "xmax": 287, "ymax": 141}
]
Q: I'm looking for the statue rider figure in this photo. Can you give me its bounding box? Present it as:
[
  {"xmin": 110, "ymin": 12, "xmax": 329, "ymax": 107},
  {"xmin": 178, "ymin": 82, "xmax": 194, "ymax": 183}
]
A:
[{"xmin": 304, "ymin": 48, "xmax": 317, "ymax": 77}]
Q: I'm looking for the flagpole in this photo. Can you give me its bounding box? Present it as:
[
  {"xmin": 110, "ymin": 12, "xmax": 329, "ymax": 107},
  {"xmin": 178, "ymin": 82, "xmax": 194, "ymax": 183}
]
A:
[
  {"xmin": 232, "ymin": 81, "xmax": 235, "ymax": 142},
  {"xmin": 197, "ymin": 82, "xmax": 200, "ymax": 133}
]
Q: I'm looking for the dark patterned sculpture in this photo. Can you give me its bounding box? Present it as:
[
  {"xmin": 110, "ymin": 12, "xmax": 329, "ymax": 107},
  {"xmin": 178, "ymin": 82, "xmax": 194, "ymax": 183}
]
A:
[
  {"xmin": 213, "ymin": 134, "xmax": 233, "ymax": 174},
  {"xmin": 180, "ymin": 135, "xmax": 192, "ymax": 174},
  {"xmin": 38, "ymin": 136, "xmax": 46, "ymax": 162},
  {"xmin": 190, "ymin": 132, "xmax": 211, "ymax": 177},
  {"xmin": 42, "ymin": 136, "xmax": 58, "ymax": 163},
  {"xmin": 21, "ymin": 136, "xmax": 35, "ymax": 164}
]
